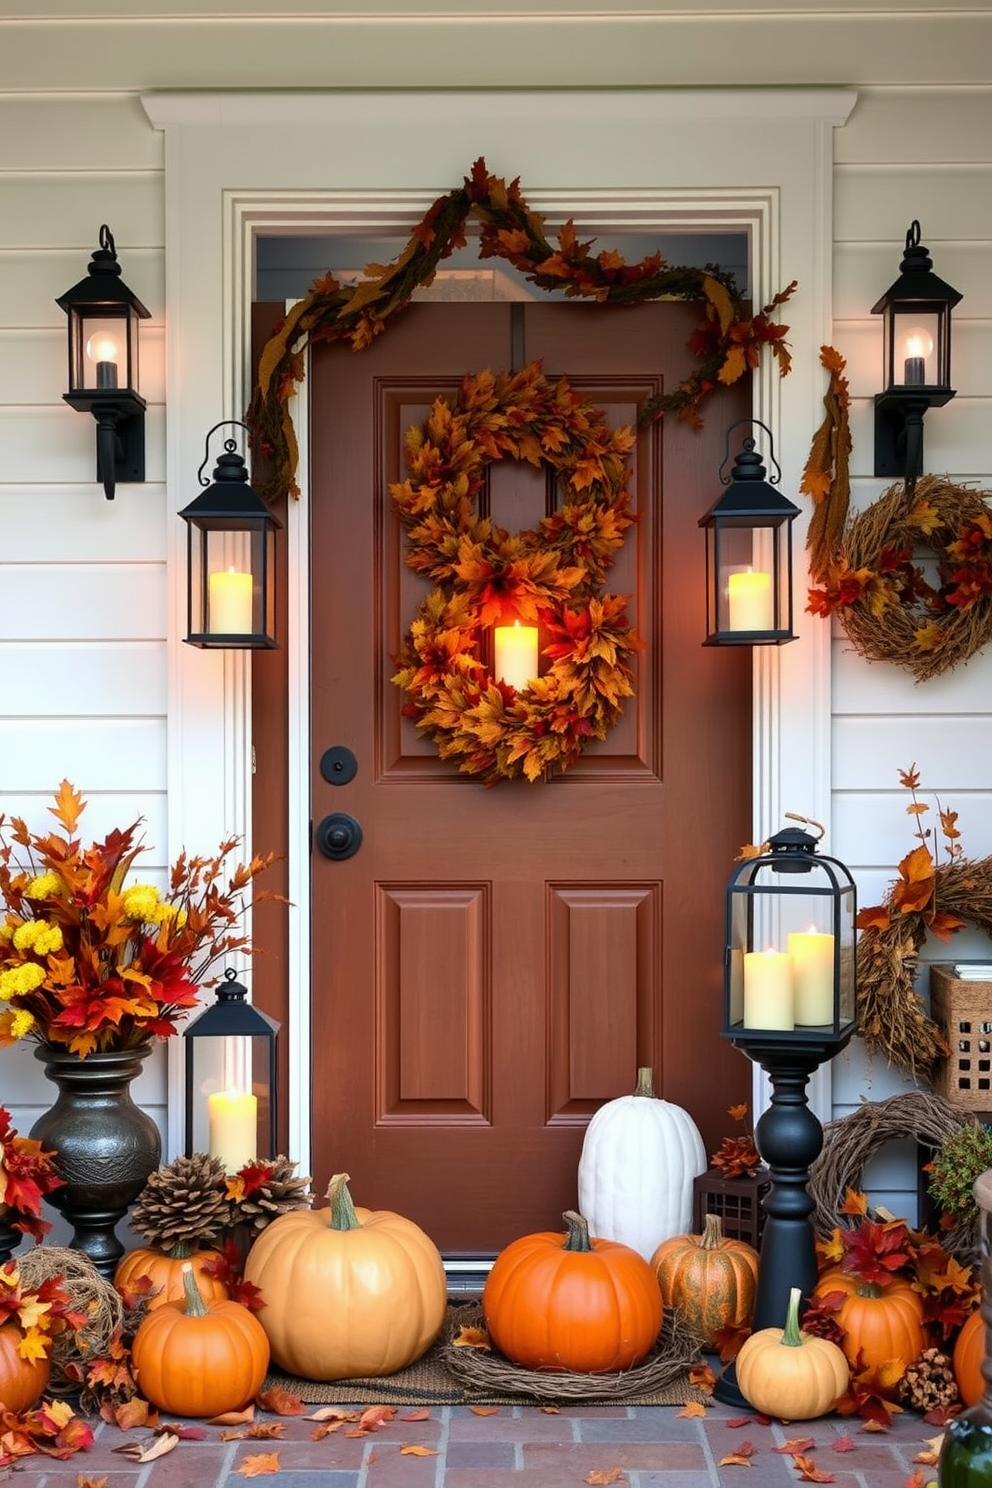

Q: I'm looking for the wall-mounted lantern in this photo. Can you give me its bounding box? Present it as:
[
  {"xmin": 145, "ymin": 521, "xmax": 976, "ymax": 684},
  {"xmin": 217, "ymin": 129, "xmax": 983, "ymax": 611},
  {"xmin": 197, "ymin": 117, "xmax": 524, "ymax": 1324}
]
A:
[
  {"xmin": 872, "ymin": 220, "xmax": 962, "ymax": 490},
  {"xmin": 56, "ymin": 225, "xmax": 150, "ymax": 500},
  {"xmin": 179, "ymin": 420, "xmax": 282, "ymax": 649},
  {"xmin": 699, "ymin": 420, "xmax": 800, "ymax": 647}
]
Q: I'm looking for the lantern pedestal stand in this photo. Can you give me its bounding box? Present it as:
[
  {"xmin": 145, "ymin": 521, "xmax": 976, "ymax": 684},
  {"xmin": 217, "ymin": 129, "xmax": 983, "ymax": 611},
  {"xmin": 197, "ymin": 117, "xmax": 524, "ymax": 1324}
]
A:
[{"xmin": 713, "ymin": 1029, "xmax": 856, "ymax": 1411}]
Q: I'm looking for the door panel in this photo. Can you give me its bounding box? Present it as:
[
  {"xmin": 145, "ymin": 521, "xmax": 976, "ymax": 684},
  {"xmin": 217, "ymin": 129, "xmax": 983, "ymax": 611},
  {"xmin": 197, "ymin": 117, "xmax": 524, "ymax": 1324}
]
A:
[{"xmin": 308, "ymin": 300, "xmax": 751, "ymax": 1252}]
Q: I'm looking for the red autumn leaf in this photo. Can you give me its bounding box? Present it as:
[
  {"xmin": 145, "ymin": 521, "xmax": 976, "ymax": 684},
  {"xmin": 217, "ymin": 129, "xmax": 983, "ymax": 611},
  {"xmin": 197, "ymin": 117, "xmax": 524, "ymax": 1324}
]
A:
[
  {"xmin": 793, "ymin": 1455, "xmax": 835, "ymax": 1482},
  {"xmin": 254, "ymin": 1388, "xmax": 304, "ymax": 1416},
  {"xmin": 830, "ymin": 1437, "xmax": 855, "ymax": 1452}
]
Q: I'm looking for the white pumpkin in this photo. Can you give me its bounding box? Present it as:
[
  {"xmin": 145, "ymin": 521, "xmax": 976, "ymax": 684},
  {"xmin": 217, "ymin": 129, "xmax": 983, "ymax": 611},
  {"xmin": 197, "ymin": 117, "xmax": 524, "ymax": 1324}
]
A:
[{"xmin": 577, "ymin": 1067, "xmax": 706, "ymax": 1261}]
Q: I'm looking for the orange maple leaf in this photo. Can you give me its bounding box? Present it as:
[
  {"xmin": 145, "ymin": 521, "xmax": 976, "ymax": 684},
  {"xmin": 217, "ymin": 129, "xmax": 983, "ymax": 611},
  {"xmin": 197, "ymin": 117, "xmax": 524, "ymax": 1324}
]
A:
[
  {"xmin": 793, "ymin": 1455, "xmax": 835, "ymax": 1482},
  {"xmin": 237, "ymin": 1454, "xmax": 281, "ymax": 1478}
]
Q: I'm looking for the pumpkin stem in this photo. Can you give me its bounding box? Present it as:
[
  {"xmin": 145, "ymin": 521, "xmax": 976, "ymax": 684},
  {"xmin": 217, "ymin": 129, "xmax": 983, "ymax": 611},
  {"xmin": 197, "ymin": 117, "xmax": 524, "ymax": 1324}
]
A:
[
  {"xmin": 633, "ymin": 1067, "xmax": 656, "ymax": 1099},
  {"xmin": 326, "ymin": 1173, "xmax": 363, "ymax": 1231},
  {"xmin": 164, "ymin": 1240, "xmax": 194, "ymax": 1260},
  {"xmin": 700, "ymin": 1213, "xmax": 726, "ymax": 1250},
  {"xmin": 561, "ymin": 1211, "xmax": 594, "ymax": 1252},
  {"xmin": 780, "ymin": 1285, "xmax": 805, "ymax": 1348},
  {"xmin": 180, "ymin": 1261, "xmax": 209, "ymax": 1318}
]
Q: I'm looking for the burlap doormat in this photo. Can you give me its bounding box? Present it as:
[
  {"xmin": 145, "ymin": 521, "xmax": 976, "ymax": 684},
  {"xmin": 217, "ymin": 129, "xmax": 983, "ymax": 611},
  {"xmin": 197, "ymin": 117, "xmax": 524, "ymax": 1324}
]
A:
[{"xmin": 261, "ymin": 1302, "xmax": 709, "ymax": 1408}]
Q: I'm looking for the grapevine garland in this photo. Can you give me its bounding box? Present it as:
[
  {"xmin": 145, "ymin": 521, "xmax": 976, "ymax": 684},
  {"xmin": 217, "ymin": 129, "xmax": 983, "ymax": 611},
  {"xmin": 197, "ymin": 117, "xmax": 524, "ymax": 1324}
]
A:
[
  {"xmin": 803, "ymin": 347, "xmax": 992, "ymax": 681},
  {"xmin": 390, "ymin": 361, "xmax": 640, "ymax": 785},
  {"xmin": 247, "ymin": 157, "xmax": 796, "ymax": 504}
]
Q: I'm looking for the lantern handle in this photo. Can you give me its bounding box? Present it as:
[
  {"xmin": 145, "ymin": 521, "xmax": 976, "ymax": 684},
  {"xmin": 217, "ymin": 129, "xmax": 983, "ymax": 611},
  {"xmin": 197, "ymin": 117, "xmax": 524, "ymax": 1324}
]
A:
[
  {"xmin": 784, "ymin": 811, "xmax": 825, "ymax": 842},
  {"xmin": 197, "ymin": 419, "xmax": 252, "ymax": 486},
  {"xmin": 905, "ymin": 219, "xmax": 921, "ymax": 252},
  {"xmin": 717, "ymin": 418, "xmax": 781, "ymax": 487}
]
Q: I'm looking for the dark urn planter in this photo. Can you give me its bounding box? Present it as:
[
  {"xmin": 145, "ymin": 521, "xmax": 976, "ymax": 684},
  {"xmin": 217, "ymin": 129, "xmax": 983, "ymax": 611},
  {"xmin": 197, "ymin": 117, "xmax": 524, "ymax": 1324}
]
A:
[{"xmin": 29, "ymin": 1042, "xmax": 162, "ymax": 1278}]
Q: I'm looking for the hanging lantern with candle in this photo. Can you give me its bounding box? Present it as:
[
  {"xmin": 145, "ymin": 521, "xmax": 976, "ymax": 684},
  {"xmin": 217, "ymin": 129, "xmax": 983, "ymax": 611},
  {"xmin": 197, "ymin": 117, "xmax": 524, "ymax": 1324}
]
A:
[
  {"xmin": 699, "ymin": 420, "xmax": 800, "ymax": 647},
  {"xmin": 183, "ymin": 969, "xmax": 280, "ymax": 1174},
  {"xmin": 179, "ymin": 420, "xmax": 282, "ymax": 649}
]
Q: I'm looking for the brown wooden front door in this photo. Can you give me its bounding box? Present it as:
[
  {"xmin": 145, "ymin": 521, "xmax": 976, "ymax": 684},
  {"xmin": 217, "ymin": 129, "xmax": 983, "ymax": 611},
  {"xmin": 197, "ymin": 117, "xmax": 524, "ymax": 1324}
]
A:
[{"xmin": 307, "ymin": 300, "xmax": 751, "ymax": 1254}]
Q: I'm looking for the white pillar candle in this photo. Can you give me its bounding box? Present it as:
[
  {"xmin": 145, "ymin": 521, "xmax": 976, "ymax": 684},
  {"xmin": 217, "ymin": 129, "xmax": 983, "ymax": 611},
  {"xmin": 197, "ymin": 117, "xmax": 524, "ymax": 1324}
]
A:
[
  {"xmin": 787, "ymin": 927, "xmax": 835, "ymax": 1025},
  {"xmin": 494, "ymin": 621, "xmax": 539, "ymax": 691},
  {"xmin": 727, "ymin": 569, "xmax": 773, "ymax": 632},
  {"xmin": 743, "ymin": 948, "xmax": 794, "ymax": 1030},
  {"xmin": 208, "ymin": 1091, "xmax": 258, "ymax": 1172},
  {"xmin": 208, "ymin": 567, "xmax": 253, "ymax": 634}
]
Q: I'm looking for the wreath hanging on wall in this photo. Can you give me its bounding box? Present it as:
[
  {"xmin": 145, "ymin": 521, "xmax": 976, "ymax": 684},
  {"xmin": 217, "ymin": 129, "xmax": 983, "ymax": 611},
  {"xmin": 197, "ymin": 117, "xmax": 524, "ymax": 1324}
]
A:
[
  {"xmin": 801, "ymin": 347, "xmax": 992, "ymax": 681},
  {"xmin": 247, "ymin": 157, "xmax": 796, "ymax": 504},
  {"xmin": 390, "ymin": 361, "xmax": 640, "ymax": 785}
]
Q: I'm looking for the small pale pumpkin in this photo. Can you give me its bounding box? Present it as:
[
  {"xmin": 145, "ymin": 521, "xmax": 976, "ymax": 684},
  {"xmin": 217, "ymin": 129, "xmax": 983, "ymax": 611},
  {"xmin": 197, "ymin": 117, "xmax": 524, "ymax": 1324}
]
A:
[
  {"xmin": 243, "ymin": 1172, "xmax": 447, "ymax": 1380},
  {"xmin": 0, "ymin": 1320, "xmax": 51, "ymax": 1414},
  {"xmin": 130, "ymin": 1263, "xmax": 270, "ymax": 1418},
  {"xmin": 813, "ymin": 1266, "xmax": 925, "ymax": 1375},
  {"xmin": 114, "ymin": 1244, "xmax": 228, "ymax": 1311},
  {"xmin": 953, "ymin": 1307, "xmax": 986, "ymax": 1408},
  {"xmin": 482, "ymin": 1209, "xmax": 663, "ymax": 1374},
  {"xmin": 650, "ymin": 1213, "xmax": 758, "ymax": 1348},
  {"xmin": 577, "ymin": 1067, "xmax": 706, "ymax": 1260},
  {"xmin": 735, "ymin": 1285, "xmax": 850, "ymax": 1420}
]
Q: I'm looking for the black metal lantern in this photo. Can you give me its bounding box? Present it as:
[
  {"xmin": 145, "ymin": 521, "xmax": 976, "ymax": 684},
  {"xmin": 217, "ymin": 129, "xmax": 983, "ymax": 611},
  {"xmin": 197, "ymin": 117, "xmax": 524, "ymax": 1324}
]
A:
[
  {"xmin": 179, "ymin": 420, "xmax": 282, "ymax": 649},
  {"xmin": 699, "ymin": 420, "xmax": 800, "ymax": 646},
  {"xmin": 714, "ymin": 819, "xmax": 859, "ymax": 1410},
  {"xmin": 184, "ymin": 969, "xmax": 280, "ymax": 1172},
  {"xmin": 56, "ymin": 224, "xmax": 150, "ymax": 501},
  {"xmin": 873, "ymin": 220, "xmax": 962, "ymax": 489}
]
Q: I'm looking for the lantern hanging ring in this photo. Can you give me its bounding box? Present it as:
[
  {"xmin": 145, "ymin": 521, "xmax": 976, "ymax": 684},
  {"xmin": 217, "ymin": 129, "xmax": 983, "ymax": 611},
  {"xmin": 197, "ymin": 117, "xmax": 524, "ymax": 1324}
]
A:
[
  {"xmin": 197, "ymin": 419, "xmax": 252, "ymax": 486},
  {"xmin": 717, "ymin": 418, "xmax": 781, "ymax": 487}
]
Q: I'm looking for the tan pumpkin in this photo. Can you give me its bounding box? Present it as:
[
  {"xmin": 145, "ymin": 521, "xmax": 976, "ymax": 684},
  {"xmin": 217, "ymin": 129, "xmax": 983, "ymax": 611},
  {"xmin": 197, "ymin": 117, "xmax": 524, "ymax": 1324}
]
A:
[
  {"xmin": 114, "ymin": 1244, "xmax": 229, "ymax": 1311},
  {"xmin": 735, "ymin": 1285, "xmax": 850, "ymax": 1420},
  {"xmin": 650, "ymin": 1213, "xmax": 758, "ymax": 1348},
  {"xmin": 954, "ymin": 1307, "xmax": 986, "ymax": 1408},
  {"xmin": 813, "ymin": 1266, "xmax": 925, "ymax": 1375},
  {"xmin": 243, "ymin": 1172, "xmax": 447, "ymax": 1380},
  {"xmin": 0, "ymin": 1320, "xmax": 51, "ymax": 1414}
]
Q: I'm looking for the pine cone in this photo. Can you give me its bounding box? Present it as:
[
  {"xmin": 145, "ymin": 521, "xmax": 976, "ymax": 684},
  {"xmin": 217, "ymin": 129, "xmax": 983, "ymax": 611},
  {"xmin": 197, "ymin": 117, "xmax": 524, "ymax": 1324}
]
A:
[
  {"xmin": 131, "ymin": 1152, "xmax": 232, "ymax": 1251},
  {"xmin": 897, "ymin": 1347, "xmax": 960, "ymax": 1413},
  {"xmin": 234, "ymin": 1155, "xmax": 313, "ymax": 1234}
]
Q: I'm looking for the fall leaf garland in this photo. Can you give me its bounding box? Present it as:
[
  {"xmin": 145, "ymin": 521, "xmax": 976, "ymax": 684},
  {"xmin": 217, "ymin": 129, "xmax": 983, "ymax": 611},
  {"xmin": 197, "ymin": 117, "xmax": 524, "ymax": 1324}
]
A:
[
  {"xmin": 390, "ymin": 362, "xmax": 640, "ymax": 784},
  {"xmin": 803, "ymin": 347, "xmax": 992, "ymax": 682},
  {"xmin": 247, "ymin": 157, "xmax": 796, "ymax": 504}
]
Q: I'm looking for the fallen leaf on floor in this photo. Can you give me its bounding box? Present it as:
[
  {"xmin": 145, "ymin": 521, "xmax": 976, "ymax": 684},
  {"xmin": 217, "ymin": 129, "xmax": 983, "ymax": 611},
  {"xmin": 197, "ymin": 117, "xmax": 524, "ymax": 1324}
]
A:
[
  {"xmin": 689, "ymin": 1362, "xmax": 717, "ymax": 1393},
  {"xmin": 76, "ymin": 1477, "xmax": 108, "ymax": 1488},
  {"xmin": 859, "ymin": 1420, "xmax": 888, "ymax": 1433},
  {"xmin": 211, "ymin": 1407, "xmax": 256, "ymax": 1425},
  {"xmin": 238, "ymin": 1451, "xmax": 282, "ymax": 1476},
  {"xmin": 247, "ymin": 1423, "xmax": 286, "ymax": 1439},
  {"xmin": 774, "ymin": 1437, "xmax": 815, "ymax": 1453},
  {"xmin": 830, "ymin": 1437, "xmax": 855, "ymax": 1452},
  {"xmin": 541, "ymin": 1406, "xmax": 560, "ymax": 1414},
  {"xmin": 469, "ymin": 1407, "xmax": 499, "ymax": 1416},
  {"xmin": 792, "ymin": 1454, "xmax": 835, "ymax": 1482},
  {"xmin": 221, "ymin": 1431, "xmax": 248, "ymax": 1442},
  {"xmin": 453, "ymin": 1326, "xmax": 490, "ymax": 1349},
  {"xmin": 107, "ymin": 1397, "xmax": 154, "ymax": 1431},
  {"xmin": 717, "ymin": 1453, "xmax": 755, "ymax": 1468},
  {"xmin": 903, "ymin": 1472, "xmax": 928, "ymax": 1488},
  {"xmin": 725, "ymin": 1416, "xmax": 752, "ymax": 1428},
  {"xmin": 584, "ymin": 1469, "xmax": 626, "ymax": 1485},
  {"xmin": 400, "ymin": 1444, "xmax": 438, "ymax": 1456},
  {"xmin": 399, "ymin": 1409, "xmax": 431, "ymax": 1421},
  {"xmin": 677, "ymin": 1400, "xmax": 707, "ymax": 1418},
  {"xmin": 158, "ymin": 1424, "xmax": 207, "ymax": 1440},
  {"xmin": 359, "ymin": 1406, "xmax": 396, "ymax": 1431},
  {"xmin": 112, "ymin": 1431, "xmax": 179, "ymax": 1462},
  {"xmin": 256, "ymin": 1388, "xmax": 305, "ymax": 1416},
  {"xmin": 307, "ymin": 1408, "xmax": 359, "ymax": 1423}
]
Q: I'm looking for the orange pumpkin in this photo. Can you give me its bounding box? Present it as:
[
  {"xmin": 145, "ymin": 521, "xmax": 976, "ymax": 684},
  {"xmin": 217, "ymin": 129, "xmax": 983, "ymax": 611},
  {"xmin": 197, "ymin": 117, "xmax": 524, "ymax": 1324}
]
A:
[
  {"xmin": 483, "ymin": 1209, "xmax": 663, "ymax": 1374},
  {"xmin": 130, "ymin": 1263, "xmax": 269, "ymax": 1418},
  {"xmin": 114, "ymin": 1245, "xmax": 228, "ymax": 1311},
  {"xmin": 813, "ymin": 1266, "xmax": 925, "ymax": 1374},
  {"xmin": 651, "ymin": 1213, "xmax": 758, "ymax": 1348},
  {"xmin": 0, "ymin": 1320, "xmax": 50, "ymax": 1414},
  {"xmin": 954, "ymin": 1307, "xmax": 986, "ymax": 1408}
]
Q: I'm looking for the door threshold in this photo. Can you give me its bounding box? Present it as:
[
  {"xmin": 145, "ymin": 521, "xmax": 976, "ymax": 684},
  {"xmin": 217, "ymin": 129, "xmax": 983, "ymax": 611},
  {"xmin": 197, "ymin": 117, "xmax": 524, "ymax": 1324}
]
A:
[{"xmin": 444, "ymin": 1256, "xmax": 494, "ymax": 1297}]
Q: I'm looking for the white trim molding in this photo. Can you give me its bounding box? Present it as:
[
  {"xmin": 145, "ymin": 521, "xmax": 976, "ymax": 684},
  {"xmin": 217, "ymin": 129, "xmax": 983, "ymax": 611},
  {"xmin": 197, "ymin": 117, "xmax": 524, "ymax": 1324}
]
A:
[{"xmin": 143, "ymin": 86, "xmax": 856, "ymax": 1160}]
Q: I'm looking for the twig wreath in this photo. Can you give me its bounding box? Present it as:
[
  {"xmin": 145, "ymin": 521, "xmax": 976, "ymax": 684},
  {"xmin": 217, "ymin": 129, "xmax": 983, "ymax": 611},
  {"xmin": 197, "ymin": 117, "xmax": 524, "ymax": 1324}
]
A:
[
  {"xmin": 390, "ymin": 362, "xmax": 640, "ymax": 785},
  {"xmin": 246, "ymin": 157, "xmax": 796, "ymax": 504},
  {"xmin": 802, "ymin": 347, "xmax": 992, "ymax": 681}
]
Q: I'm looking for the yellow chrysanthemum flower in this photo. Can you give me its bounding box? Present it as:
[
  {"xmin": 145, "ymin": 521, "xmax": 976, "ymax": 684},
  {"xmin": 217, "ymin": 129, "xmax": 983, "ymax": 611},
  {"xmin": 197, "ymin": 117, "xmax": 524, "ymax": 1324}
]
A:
[
  {"xmin": 8, "ymin": 1008, "xmax": 36, "ymax": 1038},
  {"xmin": 0, "ymin": 964, "xmax": 47, "ymax": 1000},
  {"xmin": 122, "ymin": 885, "xmax": 162, "ymax": 922},
  {"xmin": 24, "ymin": 871, "xmax": 61, "ymax": 900},
  {"xmin": 12, "ymin": 920, "xmax": 63, "ymax": 956}
]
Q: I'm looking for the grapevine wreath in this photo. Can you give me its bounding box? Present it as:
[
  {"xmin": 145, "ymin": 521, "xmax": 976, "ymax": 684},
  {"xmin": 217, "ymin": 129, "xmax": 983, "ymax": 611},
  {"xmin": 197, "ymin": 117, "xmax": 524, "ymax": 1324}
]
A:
[
  {"xmin": 389, "ymin": 361, "xmax": 641, "ymax": 785},
  {"xmin": 803, "ymin": 347, "xmax": 992, "ymax": 682}
]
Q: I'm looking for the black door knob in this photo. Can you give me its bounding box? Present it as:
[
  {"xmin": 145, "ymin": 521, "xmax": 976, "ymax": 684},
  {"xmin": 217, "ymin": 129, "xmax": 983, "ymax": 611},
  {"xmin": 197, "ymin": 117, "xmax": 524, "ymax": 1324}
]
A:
[{"xmin": 315, "ymin": 812, "xmax": 363, "ymax": 860}]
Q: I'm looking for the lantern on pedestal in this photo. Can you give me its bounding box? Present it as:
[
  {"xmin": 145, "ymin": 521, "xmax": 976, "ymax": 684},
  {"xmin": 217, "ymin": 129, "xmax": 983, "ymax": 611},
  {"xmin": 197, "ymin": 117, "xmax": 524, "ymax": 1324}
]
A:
[{"xmin": 184, "ymin": 970, "xmax": 280, "ymax": 1174}]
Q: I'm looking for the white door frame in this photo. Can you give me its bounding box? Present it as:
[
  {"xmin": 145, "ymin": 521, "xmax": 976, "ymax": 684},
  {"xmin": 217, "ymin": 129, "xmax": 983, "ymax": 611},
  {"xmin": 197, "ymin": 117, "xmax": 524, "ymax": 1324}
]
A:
[{"xmin": 142, "ymin": 87, "xmax": 857, "ymax": 1166}]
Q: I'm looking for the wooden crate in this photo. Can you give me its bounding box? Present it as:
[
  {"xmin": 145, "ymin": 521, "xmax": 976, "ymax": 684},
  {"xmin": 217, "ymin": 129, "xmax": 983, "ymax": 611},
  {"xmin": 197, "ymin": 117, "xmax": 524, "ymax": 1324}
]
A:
[
  {"xmin": 930, "ymin": 964, "xmax": 992, "ymax": 1111},
  {"xmin": 692, "ymin": 1167, "xmax": 769, "ymax": 1249}
]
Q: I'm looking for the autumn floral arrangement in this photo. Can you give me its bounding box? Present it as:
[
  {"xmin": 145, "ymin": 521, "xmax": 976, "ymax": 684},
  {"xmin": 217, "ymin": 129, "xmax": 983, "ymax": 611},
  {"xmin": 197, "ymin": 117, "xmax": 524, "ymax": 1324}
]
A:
[
  {"xmin": 853, "ymin": 765, "xmax": 992, "ymax": 1081},
  {"xmin": 0, "ymin": 1106, "xmax": 62, "ymax": 1243},
  {"xmin": 0, "ymin": 781, "xmax": 279, "ymax": 1057},
  {"xmin": 390, "ymin": 362, "xmax": 641, "ymax": 783},
  {"xmin": 247, "ymin": 157, "xmax": 795, "ymax": 505},
  {"xmin": 709, "ymin": 1102, "xmax": 763, "ymax": 1179},
  {"xmin": 801, "ymin": 346, "xmax": 992, "ymax": 682}
]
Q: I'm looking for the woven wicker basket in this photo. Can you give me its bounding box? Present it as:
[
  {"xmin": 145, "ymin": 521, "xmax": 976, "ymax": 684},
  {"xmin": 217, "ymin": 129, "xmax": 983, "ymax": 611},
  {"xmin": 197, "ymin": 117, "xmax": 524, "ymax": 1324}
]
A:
[{"xmin": 930, "ymin": 964, "xmax": 992, "ymax": 1112}]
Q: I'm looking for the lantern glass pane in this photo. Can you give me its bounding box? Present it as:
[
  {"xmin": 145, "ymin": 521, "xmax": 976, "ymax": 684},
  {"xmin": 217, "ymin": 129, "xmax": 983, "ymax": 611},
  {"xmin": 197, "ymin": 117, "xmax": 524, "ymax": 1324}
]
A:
[
  {"xmin": 70, "ymin": 305, "xmax": 139, "ymax": 394},
  {"xmin": 884, "ymin": 303, "xmax": 949, "ymax": 391},
  {"xmin": 206, "ymin": 529, "xmax": 257, "ymax": 637},
  {"xmin": 187, "ymin": 1031, "xmax": 275, "ymax": 1169}
]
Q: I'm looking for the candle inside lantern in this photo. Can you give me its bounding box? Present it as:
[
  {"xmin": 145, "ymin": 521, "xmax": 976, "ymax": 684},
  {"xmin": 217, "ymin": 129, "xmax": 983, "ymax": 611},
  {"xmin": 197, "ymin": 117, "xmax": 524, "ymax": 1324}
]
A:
[
  {"xmin": 743, "ymin": 947, "xmax": 794, "ymax": 1030},
  {"xmin": 494, "ymin": 620, "xmax": 539, "ymax": 691},
  {"xmin": 727, "ymin": 569, "xmax": 774, "ymax": 632},
  {"xmin": 208, "ymin": 1090, "xmax": 257, "ymax": 1173},
  {"xmin": 208, "ymin": 567, "xmax": 253, "ymax": 634},
  {"xmin": 902, "ymin": 327, "xmax": 932, "ymax": 386},
  {"xmin": 787, "ymin": 926, "xmax": 835, "ymax": 1025}
]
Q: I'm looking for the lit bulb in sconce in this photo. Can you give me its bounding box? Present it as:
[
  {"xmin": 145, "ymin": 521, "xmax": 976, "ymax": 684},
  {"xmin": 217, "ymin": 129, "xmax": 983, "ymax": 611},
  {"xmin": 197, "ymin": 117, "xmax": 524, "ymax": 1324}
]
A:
[
  {"xmin": 85, "ymin": 331, "xmax": 121, "ymax": 390},
  {"xmin": 901, "ymin": 326, "xmax": 933, "ymax": 387}
]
